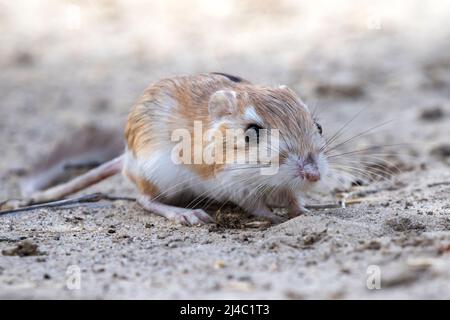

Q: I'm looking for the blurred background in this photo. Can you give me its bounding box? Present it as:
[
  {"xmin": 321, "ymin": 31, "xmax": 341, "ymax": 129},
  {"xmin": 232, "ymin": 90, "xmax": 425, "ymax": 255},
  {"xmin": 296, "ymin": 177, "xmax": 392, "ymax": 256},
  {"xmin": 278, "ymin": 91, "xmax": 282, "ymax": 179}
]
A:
[
  {"xmin": 1, "ymin": 0, "xmax": 450, "ymax": 196},
  {"xmin": 1, "ymin": 0, "xmax": 450, "ymax": 300}
]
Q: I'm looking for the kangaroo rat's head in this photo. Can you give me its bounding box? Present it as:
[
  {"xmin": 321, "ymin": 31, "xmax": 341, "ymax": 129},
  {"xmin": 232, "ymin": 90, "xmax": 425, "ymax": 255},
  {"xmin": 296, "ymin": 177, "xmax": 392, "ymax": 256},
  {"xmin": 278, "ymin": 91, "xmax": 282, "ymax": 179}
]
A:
[{"xmin": 207, "ymin": 85, "xmax": 328, "ymax": 191}]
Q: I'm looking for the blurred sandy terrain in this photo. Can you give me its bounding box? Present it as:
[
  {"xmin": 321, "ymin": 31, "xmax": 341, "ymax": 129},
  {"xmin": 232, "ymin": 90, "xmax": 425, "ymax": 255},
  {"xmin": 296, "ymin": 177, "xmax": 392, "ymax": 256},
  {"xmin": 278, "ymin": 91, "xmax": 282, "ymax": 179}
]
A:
[{"xmin": 1, "ymin": 0, "xmax": 450, "ymax": 299}]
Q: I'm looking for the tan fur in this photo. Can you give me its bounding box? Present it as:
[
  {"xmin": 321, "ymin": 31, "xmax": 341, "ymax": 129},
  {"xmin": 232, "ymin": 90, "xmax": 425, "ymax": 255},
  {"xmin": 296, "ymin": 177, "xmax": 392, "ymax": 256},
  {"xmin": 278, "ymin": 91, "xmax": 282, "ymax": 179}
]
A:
[
  {"xmin": 125, "ymin": 74, "xmax": 241, "ymax": 178},
  {"xmin": 124, "ymin": 170, "xmax": 160, "ymax": 197},
  {"xmin": 125, "ymin": 73, "xmax": 318, "ymax": 184}
]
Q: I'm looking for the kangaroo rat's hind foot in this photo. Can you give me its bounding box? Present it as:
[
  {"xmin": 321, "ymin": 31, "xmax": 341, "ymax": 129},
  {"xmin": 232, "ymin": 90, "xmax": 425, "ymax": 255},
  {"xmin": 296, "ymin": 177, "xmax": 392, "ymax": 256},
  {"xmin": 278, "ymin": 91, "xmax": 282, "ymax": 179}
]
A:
[
  {"xmin": 29, "ymin": 156, "xmax": 123, "ymax": 204},
  {"xmin": 250, "ymin": 205, "xmax": 284, "ymax": 224},
  {"xmin": 137, "ymin": 195, "xmax": 214, "ymax": 226}
]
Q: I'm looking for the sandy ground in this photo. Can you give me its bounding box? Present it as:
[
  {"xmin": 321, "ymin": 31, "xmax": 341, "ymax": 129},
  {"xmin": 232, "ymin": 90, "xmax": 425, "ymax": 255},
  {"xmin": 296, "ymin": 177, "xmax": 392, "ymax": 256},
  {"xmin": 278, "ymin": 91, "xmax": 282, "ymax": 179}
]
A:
[{"xmin": 1, "ymin": 0, "xmax": 450, "ymax": 299}]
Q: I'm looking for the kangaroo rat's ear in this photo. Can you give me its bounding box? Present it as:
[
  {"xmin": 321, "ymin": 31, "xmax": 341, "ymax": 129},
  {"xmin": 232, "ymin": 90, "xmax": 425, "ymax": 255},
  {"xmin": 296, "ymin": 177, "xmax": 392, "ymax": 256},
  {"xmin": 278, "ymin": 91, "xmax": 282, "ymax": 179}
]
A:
[{"xmin": 208, "ymin": 90, "xmax": 237, "ymax": 118}]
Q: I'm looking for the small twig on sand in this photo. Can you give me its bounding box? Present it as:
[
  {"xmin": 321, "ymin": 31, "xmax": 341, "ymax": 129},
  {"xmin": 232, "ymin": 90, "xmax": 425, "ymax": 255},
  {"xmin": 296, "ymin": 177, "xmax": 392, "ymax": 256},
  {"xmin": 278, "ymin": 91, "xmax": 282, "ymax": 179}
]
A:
[
  {"xmin": 0, "ymin": 193, "xmax": 136, "ymax": 216},
  {"xmin": 0, "ymin": 195, "xmax": 366, "ymax": 217},
  {"xmin": 270, "ymin": 203, "xmax": 344, "ymax": 210},
  {"xmin": 427, "ymin": 181, "xmax": 450, "ymax": 187},
  {"xmin": 305, "ymin": 203, "xmax": 342, "ymax": 210}
]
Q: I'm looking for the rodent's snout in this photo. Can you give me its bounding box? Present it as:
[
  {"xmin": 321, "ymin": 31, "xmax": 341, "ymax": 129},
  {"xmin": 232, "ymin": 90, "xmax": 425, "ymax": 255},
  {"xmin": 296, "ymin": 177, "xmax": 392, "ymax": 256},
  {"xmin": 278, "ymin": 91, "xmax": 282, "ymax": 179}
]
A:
[
  {"xmin": 305, "ymin": 170, "xmax": 320, "ymax": 182},
  {"xmin": 296, "ymin": 154, "xmax": 321, "ymax": 183}
]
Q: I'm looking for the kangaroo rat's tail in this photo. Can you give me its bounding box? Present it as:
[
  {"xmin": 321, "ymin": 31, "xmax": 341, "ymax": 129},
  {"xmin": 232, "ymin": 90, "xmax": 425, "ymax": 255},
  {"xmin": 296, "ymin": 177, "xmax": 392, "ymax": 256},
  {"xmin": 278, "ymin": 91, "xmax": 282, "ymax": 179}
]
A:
[{"xmin": 29, "ymin": 155, "xmax": 124, "ymax": 204}]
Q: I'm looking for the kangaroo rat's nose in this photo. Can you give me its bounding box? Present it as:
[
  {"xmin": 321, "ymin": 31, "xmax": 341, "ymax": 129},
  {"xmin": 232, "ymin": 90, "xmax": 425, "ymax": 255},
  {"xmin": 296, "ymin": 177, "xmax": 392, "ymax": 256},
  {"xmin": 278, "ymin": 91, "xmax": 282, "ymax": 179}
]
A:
[
  {"xmin": 305, "ymin": 171, "xmax": 320, "ymax": 182},
  {"xmin": 297, "ymin": 154, "xmax": 321, "ymax": 182}
]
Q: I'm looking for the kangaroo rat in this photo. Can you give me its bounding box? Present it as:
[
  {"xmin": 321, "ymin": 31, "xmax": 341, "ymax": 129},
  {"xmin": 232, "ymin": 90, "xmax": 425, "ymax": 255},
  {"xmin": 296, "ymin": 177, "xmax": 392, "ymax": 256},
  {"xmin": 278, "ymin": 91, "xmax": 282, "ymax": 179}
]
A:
[{"xmin": 26, "ymin": 73, "xmax": 328, "ymax": 225}]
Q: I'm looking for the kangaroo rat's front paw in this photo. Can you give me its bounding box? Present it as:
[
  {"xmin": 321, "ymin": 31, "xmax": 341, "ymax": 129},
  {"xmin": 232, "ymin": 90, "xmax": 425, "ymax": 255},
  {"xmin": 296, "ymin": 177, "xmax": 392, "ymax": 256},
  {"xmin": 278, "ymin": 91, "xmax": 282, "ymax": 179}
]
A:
[
  {"xmin": 288, "ymin": 205, "xmax": 309, "ymax": 218},
  {"xmin": 250, "ymin": 205, "xmax": 285, "ymax": 225},
  {"xmin": 266, "ymin": 214, "xmax": 285, "ymax": 225}
]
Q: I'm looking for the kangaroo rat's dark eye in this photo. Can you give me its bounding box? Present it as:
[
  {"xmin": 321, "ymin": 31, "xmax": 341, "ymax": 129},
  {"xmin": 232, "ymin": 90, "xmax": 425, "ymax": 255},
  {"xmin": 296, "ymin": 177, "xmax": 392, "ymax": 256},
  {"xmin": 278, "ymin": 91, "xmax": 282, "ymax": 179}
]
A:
[
  {"xmin": 315, "ymin": 122, "xmax": 323, "ymax": 135},
  {"xmin": 245, "ymin": 124, "xmax": 263, "ymax": 143}
]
